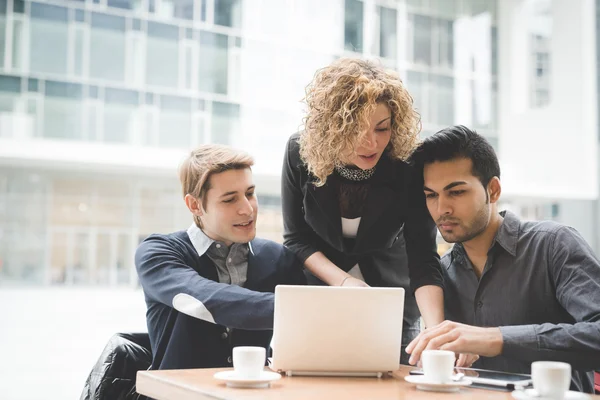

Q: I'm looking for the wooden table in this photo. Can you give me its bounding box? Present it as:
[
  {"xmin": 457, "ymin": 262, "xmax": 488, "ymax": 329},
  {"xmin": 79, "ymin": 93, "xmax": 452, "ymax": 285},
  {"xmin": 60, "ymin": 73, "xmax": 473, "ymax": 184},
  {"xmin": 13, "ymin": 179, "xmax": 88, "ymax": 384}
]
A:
[{"xmin": 137, "ymin": 365, "xmax": 598, "ymax": 400}]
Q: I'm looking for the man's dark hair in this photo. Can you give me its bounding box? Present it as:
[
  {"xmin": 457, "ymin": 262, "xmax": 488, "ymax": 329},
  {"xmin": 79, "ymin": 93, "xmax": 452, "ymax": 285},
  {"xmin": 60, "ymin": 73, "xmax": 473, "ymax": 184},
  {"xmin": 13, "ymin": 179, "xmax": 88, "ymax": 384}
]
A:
[{"xmin": 411, "ymin": 125, "xmax": 500, "ymax": 188}]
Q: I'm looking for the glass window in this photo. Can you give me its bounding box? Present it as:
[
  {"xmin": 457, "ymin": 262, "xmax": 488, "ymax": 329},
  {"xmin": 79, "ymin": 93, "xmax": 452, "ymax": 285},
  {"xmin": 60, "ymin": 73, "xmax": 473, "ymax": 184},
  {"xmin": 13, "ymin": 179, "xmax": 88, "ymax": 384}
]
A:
[
  {"xmin": 436, "ymin": 19, "xmax": 454, "ymax": 68},
  {"xmin": 198, "ymin": 31, "xmax": 228, "ymax": 94},
  {"xmin": 89, "ymin": 85, "xmax": 99, "ymax": 98},
  {"xmin": 181, "ymin": 41, "xmax": 195, "ymax": 89},
  {"xmin": 75, "ymin": 9, "xmax": 85, "ymax": 22},
  {"xmin": 29, "ymin": 3, "xmax": 69, "ymax": 74},
  {"xmin": 215, "ymin": 0, "xmax": 242, "ymax": 28},
  {"xmin": 344, "ymin": 0, "xmax": 363, "ymax": 52},
  {"xmin": 0, "ymin": 93, "xmax": 15, "ymax": 117},
  {"xmin": 192, "ymin": 111, "xmax": 206, "ymax": 145},
  {"xmin": 0, "ymin": 171, "xmax": 47, "ymax": 283},
  {"xmin": 0, "ymin": 15, "xmax": 5, "ymax": 67},
  {"xmin": 411, "ymin": 14, "xmax": 432, "ymax": 65},
  {"xmin": 28, "ymin": 78, "xmax": 38, "ymax": 92},
  {"xmin": 158, "ymin": 95, "xmax": 191, "ymax": 148},
  {"xmin": 132, "ymin": 18, "xmax": 141, "ymax": 31},
  {"xmin": 431, "ymin": 74, "xmax": 454, "ymax": 126},
  {"xmin": 0, "ymin": 74, "xmax": 21, "ymax": 92},
  {"xmin": 90, "ymin": 13, "xmax": 126, "ymax": 82},
  {"xmin": 378, "ymin": 6, "xmax": 397, "ymax": 60},
  {"xmin": 146, "ymin": 22, "xmax": 179, "ymax": 88},
  {"xmin": 405, "ymin": 70, "xmax": 426, "ymax": 117},
  {"xmin": 107, "ymin": 0, "xmax": 144, "ymax": 11},
  {"xmin": 93, "ymin": 182, "xmax": 132, "ymax": 227},
  {"xmin": 72, "ymin": 25, "xmax": 87, "ymax": 76},
  {"xmin": 116, "ymin": 233, "xmax": 133, "ymax": 284},
  {"xmin": 155, "ymin": 0, "xmax": 195, "ymax": 21},
  {"xmin": 103, "ymin": 88, "xmax": 139, "ymax": 144},
  {"xmin": 11, "ymin": 18, "xmax": 26, "ymax": 70},
  {"xmin": 13, "ymin": 0, "xmax": 24, "ymax": 13},
  {"xmin": 49, "ymin": 230, "xmax": 68, "ymax": 284},
  {"xmin": 95, "ymin": 233, "xmax": 111, "ymax": 285},
  {"xmin": 1, "ymin": 226, "xmax": 45, "ymax": 283},
  {"xmin": 83, "ymin": 100, "xmax": 101, "ymax": 141},
  {"xmin": 45, "ymin": 80, "xmax": 83, "ymax": 98},
  {"xmin": 529, "ymin": 0, "xmax": 552, "ymax": 108},
  {"xmin": 43, "ymin": 97, "xmax": 83, "ymax": 140},
  {"xmin": 126, "ymin": 32, "xmax": 146, "ymax": 86},
  {"xmin": 466, "ymin": 0, "xmax": 496, "ymax": 16},
  {"xmin": 139, "ymin": 186, "xmax": 179, "ymax": 235},
  {"xmin": 211, "ymin": 101, "xmax": 239, "ymax": 145},
  {"xmin": 43, "ymin": 82, "xmax": 83, "ymax": 140},
  {"xmin": 429, "ymin": 0, "xmax": 458, "ymax": 18},
  {"xmin": 72, "ymin": 231, "xmax": 90, "ymax": 284},
  {"xmin": 200, "ymin": 0, "xmax": 207, "ymax": 21},
  {"xmin": 144, "ymin": 92, "xmax": 154, "ymax": 105},
  {"xmin": 491, "ymin": 26, "xmax": 498, "ymax": 75},
  {"xmin": 105, "ymin": 87, "xmax": 138, "ymax": 104}
]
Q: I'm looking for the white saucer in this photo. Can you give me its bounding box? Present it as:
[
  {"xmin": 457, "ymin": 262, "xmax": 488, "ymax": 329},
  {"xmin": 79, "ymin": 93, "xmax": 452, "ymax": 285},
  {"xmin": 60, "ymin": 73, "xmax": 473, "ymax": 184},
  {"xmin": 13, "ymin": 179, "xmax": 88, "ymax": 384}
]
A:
[
  {"xmin": 214, "ymin": 370, "xmax": 282, "ymax": 388},
  {"xmin": 512, "ymin": 389, "xmax": 590, "ymax": 400},
  {"xmin": 404, "ymin": 374, "xmax": 472, "ymax": 392}
]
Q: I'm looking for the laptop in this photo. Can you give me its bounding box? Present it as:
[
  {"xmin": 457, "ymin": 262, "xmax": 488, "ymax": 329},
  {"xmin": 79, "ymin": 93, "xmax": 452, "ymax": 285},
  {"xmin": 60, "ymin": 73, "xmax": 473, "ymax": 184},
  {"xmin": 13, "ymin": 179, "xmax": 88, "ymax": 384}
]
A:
[{"xmin": 270, "ymin": 285, "xmax": 405, "ymax": 377}]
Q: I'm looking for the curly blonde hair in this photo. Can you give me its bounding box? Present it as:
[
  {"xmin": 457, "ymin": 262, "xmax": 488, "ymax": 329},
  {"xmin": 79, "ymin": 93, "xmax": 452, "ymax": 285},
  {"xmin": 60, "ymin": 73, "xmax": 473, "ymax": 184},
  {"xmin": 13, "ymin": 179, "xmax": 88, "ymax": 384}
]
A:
[{"xmin": 300, "ymin": 58, "xmax": 421, "ymax": 186}]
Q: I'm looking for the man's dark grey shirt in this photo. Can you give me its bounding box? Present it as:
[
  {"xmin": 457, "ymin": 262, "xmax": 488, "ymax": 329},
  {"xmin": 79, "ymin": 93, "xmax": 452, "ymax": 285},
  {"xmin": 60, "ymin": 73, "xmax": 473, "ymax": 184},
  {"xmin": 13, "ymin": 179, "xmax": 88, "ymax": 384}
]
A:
[{"xmin": 443, "ymin": 211, "xmax": 600, "ymax": 393}]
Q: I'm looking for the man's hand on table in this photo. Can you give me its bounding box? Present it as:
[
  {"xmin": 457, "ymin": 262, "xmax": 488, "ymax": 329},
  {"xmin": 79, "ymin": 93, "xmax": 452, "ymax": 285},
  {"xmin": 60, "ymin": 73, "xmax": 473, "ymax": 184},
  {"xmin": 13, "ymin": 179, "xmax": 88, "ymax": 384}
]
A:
[{"xmin": 406, "ymin": 320, "xmax": 503, "ymax": 366}]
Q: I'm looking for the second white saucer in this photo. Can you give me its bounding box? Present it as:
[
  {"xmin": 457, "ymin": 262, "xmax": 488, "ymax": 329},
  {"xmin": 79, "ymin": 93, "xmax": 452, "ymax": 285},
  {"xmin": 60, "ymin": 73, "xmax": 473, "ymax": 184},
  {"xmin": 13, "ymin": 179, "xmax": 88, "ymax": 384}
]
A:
[
  {"xmin": 404, "ymin": 374, "xmax": 472, "ymax": 393},
  {"xmin": 512, "ymin": 388, "xmax": 590, "ymax": 400}
]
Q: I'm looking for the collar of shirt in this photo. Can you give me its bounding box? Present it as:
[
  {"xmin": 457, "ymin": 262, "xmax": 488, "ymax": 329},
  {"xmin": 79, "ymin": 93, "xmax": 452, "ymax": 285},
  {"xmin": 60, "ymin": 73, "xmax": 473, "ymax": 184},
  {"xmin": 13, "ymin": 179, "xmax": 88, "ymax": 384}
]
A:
[
  {"xmin": 493, "ymin": 210, "xmax": 519, "ymax": 256},
  {"xmin": 186, "ymin": 223, "xmax": 253, "ymax": 258},
  {"xmin": 450, "ymin": 210, "xmax": 519, "ymax": 269},
  {"xmin": 186, "ymin": 224, "xmax": 215, "ymax": 257}
]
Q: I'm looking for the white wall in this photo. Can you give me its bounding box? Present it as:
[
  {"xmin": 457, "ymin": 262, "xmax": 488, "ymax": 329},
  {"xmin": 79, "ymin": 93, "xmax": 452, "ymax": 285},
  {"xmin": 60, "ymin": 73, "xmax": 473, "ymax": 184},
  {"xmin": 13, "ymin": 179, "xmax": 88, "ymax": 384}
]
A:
[{"xmin": 498, "ymin": 0, "xmax": 598, "ymax": 199}]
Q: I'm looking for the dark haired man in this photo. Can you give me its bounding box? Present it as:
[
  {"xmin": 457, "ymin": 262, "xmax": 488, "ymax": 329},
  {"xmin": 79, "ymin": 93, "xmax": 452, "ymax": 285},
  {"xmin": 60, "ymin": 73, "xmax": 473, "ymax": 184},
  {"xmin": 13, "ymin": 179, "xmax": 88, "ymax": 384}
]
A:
[{"xmin": 406, "ymin": 125, "xmax": 600, "ymax": 393}]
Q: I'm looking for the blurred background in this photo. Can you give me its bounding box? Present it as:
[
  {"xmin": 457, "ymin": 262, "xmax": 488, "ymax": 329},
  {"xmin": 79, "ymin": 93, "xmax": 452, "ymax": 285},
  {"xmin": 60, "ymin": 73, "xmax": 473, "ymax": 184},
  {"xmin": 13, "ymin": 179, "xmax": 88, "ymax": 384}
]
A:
[{"xmin": 0, "ymin": 0, "xmax": 597, "ymax": 398}]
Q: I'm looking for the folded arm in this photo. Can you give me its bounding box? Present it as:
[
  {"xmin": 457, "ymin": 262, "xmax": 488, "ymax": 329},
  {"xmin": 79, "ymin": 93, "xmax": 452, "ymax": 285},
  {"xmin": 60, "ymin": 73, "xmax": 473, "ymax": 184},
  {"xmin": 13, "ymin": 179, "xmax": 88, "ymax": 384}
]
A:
[{"xmin": 136, "ymin": 235, "xmax": 275, "ymax": 330}]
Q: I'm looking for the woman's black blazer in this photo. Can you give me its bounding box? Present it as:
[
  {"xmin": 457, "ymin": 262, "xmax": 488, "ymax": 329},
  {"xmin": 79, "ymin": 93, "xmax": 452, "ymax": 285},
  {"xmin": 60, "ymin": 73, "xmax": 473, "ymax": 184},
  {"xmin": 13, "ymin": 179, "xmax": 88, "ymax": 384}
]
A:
[{"xmin": 281, "ymin": 133, "xmax": 443, "ymax": 324}]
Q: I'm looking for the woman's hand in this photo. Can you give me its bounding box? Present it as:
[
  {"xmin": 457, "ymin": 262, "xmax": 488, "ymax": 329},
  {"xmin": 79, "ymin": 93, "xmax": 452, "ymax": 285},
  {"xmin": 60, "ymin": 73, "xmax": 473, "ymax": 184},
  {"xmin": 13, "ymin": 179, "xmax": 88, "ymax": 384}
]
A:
[{"xmin": 341, "ymin": 276, "xmax": 370, "ymax": 287}]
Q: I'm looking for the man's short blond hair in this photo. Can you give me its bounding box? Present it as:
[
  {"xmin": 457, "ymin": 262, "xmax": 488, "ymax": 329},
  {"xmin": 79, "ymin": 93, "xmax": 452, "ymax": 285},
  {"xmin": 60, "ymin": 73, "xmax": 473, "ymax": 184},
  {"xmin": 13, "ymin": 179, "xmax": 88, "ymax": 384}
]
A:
[{"xmin": 179, "ymin": 144, "xmax": 254, "ymax": 227}]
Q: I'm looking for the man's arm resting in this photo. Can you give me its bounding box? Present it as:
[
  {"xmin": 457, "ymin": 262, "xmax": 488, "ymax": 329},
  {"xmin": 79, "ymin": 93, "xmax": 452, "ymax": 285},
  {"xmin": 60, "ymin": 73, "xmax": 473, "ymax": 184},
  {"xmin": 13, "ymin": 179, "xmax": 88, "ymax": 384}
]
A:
[{"xmin": 500, "ymin": 323, "xmax": 600, "ymax": 371}]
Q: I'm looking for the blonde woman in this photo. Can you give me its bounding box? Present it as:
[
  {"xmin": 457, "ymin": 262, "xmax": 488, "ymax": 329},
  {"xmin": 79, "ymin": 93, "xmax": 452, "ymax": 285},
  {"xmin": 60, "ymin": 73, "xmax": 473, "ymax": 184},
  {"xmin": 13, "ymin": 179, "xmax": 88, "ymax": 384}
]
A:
[{"xmin": 281, "ymin": 58, "xmax": 445, "ymax": 364}]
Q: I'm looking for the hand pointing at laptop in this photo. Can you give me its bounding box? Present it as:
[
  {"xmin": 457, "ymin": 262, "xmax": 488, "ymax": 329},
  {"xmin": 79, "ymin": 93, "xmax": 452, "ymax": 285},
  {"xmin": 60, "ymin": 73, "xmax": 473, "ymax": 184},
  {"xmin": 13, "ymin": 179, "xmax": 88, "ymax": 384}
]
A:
[{"xmin": 406, "ymin": 320, "xmax": 503, "ymax": 366}]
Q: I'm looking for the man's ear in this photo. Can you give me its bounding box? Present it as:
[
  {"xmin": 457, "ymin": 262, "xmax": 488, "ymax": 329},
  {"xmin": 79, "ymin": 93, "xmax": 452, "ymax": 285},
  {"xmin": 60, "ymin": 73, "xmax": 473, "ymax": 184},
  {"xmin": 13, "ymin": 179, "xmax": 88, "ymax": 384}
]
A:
[
  {"xmin": 184, "ymin": 194, "xmax": 203, "ymax": 218},
  {"xmin": 487, "ymin": 177, "xmax": 501, "ymax": 204}
]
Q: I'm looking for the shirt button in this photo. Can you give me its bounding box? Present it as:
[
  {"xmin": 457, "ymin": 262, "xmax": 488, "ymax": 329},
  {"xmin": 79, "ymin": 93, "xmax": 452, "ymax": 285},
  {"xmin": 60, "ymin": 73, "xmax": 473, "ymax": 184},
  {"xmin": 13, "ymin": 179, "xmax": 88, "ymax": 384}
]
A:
[
  {"xmin": 477, "ymin": 301, "xmax": 483, "ymax": 309},
  {"xmin": 228, "ymin": 258, "xmax": 232, "ymax": 263},
  {"xmin": 226, "ymin": 327, "xmax": 230, "ymax": 333},
  {"xmin": 227, "ymin": 356, "xmax": 232, "ymax": 364},
  {"xmin": 216, "ymin": 244, "xmax": 221, "ymax": 248},
  {"xmin": 221, "ymin": 332, "xmax": 228, "ymax": 339}
]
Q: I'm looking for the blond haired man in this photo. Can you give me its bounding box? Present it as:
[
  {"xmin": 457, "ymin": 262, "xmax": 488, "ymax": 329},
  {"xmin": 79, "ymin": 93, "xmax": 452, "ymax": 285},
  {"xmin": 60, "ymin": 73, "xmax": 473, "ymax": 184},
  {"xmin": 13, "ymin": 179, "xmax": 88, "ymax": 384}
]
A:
[{"xmin": 135, "ymin": 145, "xmax": 305, "ymax": 370}]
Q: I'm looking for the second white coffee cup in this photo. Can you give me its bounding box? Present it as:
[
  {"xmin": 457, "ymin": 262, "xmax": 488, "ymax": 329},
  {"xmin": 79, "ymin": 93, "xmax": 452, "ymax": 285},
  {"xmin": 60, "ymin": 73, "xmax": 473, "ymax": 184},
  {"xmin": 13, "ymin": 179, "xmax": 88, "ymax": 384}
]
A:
[
  {"xmin": 232, "ymin": 346, "xmax": 266, "ymax": 379},
  {"xmin": 421, "ymin": 349, "xmax": 455, "ymax": 383},
  {"xmin": 531, "ymin": 361, "xmax": 571, "ymax": 399}
]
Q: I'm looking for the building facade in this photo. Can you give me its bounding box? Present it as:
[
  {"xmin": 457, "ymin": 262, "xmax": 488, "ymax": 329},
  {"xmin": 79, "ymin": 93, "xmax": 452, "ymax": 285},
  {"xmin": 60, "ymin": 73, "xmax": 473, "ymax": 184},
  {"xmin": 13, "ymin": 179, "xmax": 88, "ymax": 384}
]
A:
[{"xmin": 0, "ymin": 0, "xmax": 499, "ymax": 286}]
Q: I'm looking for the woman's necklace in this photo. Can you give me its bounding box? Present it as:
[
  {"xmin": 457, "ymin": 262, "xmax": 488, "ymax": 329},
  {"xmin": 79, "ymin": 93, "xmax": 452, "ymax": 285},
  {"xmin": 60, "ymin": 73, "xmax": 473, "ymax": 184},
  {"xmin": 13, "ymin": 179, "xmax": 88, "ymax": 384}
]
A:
[{"xmin": 334, "ymin": 164, "xmax": 376, "ymax": 181}]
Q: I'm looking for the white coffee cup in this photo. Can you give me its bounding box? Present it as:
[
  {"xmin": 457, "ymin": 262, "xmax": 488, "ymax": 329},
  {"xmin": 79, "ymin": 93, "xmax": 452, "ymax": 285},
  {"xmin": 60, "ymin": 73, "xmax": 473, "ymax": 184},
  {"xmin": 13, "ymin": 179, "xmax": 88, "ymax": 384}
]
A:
[
  {"xmin": 531, "ymin": 361, "xmax": 571, "ymax": 399},
  {"xmin": 421, "ymin": 349, "xmax": 455, "ymax": 383},
  {"xmin": 232, "ymin": 346, "xmax": 266, "ymax": 379}
]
